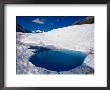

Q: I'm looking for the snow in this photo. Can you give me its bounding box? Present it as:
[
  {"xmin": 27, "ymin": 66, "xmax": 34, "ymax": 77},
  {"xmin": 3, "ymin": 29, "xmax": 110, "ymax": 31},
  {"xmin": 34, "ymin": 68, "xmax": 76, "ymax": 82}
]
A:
[
  {"xmin": 84, "ymin": 54, "xmax": 94, "ymax": 68},
  {"xmin": 16, "ymin": 24, "xmax": 94, "ymax": 74},
  {"xmin": 32, "ymin": 30, "xmax": 43, "ymax": 33},
  {"xmin": 21, "ymin": 24, "xmax": 94, "ymax": 53}
]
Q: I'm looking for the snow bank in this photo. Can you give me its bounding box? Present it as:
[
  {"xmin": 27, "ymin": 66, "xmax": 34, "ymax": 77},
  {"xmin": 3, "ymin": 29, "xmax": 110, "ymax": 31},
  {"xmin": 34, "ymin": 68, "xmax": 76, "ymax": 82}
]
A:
[
  {"xmin": 16, "ymin": 24, "xmax": 94, "ymax": 74},
  {"xmin": 21, "ymin": 24, "xmax": 94, "ymax": 53}
]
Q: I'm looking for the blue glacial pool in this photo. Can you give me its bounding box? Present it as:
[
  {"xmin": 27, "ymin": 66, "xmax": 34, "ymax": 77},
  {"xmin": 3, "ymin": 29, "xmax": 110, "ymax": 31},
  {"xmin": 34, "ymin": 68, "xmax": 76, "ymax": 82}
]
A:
[{"xmin": 29, "ymin": 46, "xmax": 87, "ymax": 72}]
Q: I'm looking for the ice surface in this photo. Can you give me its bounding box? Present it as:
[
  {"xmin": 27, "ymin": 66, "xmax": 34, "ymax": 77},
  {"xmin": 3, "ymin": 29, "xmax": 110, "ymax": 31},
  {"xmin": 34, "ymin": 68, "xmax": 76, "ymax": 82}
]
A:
[{"xmin": 16, "ymin": 24, "xmax": 94, "ymax": 74}]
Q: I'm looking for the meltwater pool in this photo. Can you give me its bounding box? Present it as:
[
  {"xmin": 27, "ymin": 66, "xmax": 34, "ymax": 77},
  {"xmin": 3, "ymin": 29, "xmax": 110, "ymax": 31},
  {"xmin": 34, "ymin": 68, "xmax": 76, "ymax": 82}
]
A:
[{"xmin": 29, "ymin": 46, "xmax": 87, "ymax": 72}]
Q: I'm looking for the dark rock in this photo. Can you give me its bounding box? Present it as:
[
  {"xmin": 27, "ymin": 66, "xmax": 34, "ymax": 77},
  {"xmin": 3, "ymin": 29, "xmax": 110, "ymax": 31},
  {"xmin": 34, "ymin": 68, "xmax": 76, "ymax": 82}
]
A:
[
  {"xmin": 16, "ymin": 24, "xmax": 30, "ymax": 33},
  {"xmin": 75, "ymin": 16, "xmax": 94, "ymax": 25}
]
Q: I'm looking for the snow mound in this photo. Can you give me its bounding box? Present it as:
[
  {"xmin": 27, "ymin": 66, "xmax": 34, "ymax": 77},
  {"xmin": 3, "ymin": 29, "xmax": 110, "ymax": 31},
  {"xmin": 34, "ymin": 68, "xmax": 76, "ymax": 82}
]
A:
[{"xmin": 21, "ymin": 24, "xmax": 94, "ymax": 53}]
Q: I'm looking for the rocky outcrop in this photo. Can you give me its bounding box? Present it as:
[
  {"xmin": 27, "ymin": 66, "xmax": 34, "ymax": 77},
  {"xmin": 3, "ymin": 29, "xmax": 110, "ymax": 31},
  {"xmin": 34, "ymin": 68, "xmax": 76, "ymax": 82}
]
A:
[
  {"xmin": 16, "ymin": 24, "xmax": 30, "ymax": 33},
  {"xmin": 75, "ymin": 16, "xmax": 94, "ymax": 25}
]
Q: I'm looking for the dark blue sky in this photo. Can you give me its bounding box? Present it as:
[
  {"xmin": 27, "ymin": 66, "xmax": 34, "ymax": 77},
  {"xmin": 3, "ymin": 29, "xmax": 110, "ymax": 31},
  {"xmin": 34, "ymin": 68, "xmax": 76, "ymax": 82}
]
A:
[{"xmin": 16, "ymin": 16, "xmax": 87, "ymax": 32}]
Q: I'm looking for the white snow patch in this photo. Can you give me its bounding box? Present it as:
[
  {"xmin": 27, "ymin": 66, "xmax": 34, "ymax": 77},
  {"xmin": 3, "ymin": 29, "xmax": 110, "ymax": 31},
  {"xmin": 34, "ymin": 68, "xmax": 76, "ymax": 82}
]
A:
[
  {"xmin": 21, "ymin": 24, "xmax": 94, "ymax": 53},
  {"xmin": 16, "ymin": 24, "xmax": 94, "ymax": 74}
]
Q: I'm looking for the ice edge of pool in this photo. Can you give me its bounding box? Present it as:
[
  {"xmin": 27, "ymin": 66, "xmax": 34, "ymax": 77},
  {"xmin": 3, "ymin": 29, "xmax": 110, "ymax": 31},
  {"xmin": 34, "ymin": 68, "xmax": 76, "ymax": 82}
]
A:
[{"xmin": 29, "ymin": 46, "xmax": 88, "ymax": 72}]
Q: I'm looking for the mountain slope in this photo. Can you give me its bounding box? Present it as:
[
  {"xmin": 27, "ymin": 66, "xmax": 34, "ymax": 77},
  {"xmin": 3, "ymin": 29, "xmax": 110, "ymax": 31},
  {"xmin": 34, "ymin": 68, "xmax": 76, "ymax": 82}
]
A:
[
  {"xmin": 16, "ymin": 24, "xmax": 30, "ymax": 33},
  {"xmin": 74, "ymin": 16, "xmax": 94, "ymax": 25}
]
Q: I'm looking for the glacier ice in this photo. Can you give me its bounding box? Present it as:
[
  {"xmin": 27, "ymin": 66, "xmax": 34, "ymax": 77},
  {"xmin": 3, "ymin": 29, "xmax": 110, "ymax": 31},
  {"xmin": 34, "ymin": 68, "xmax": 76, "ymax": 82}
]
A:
[{"xmin": 16, "ymin": 24, "xmax": 94, "ymax": 74}]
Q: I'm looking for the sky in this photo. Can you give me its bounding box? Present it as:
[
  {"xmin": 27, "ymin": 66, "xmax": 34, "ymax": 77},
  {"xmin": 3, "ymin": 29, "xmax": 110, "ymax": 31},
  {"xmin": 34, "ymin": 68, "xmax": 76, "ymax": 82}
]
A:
[{"xmin": 16, "ymin": 16, "xmax": 87, "ymax": 32}]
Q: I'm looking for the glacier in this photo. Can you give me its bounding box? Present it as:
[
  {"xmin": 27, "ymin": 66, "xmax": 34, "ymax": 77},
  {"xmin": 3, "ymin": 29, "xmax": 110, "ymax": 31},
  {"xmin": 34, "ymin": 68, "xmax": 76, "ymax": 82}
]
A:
[{"xmin": 16, "ymin": 24, "xmax": 94, "ymax": 74}]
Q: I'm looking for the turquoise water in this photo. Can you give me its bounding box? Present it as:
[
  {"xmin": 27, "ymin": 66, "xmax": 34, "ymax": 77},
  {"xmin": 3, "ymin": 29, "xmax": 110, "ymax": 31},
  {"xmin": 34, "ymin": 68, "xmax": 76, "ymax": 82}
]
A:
[{"xmin": 29, "ymin": 47, "xmax": 87, "ymax": 72}]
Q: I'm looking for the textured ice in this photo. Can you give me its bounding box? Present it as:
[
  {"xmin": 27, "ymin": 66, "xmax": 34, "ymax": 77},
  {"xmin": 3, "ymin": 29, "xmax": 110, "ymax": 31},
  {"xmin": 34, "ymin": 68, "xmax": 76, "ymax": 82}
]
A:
[{"xmin": 16, "ymin": 24, "xmax": 94, "ymax": 74}]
